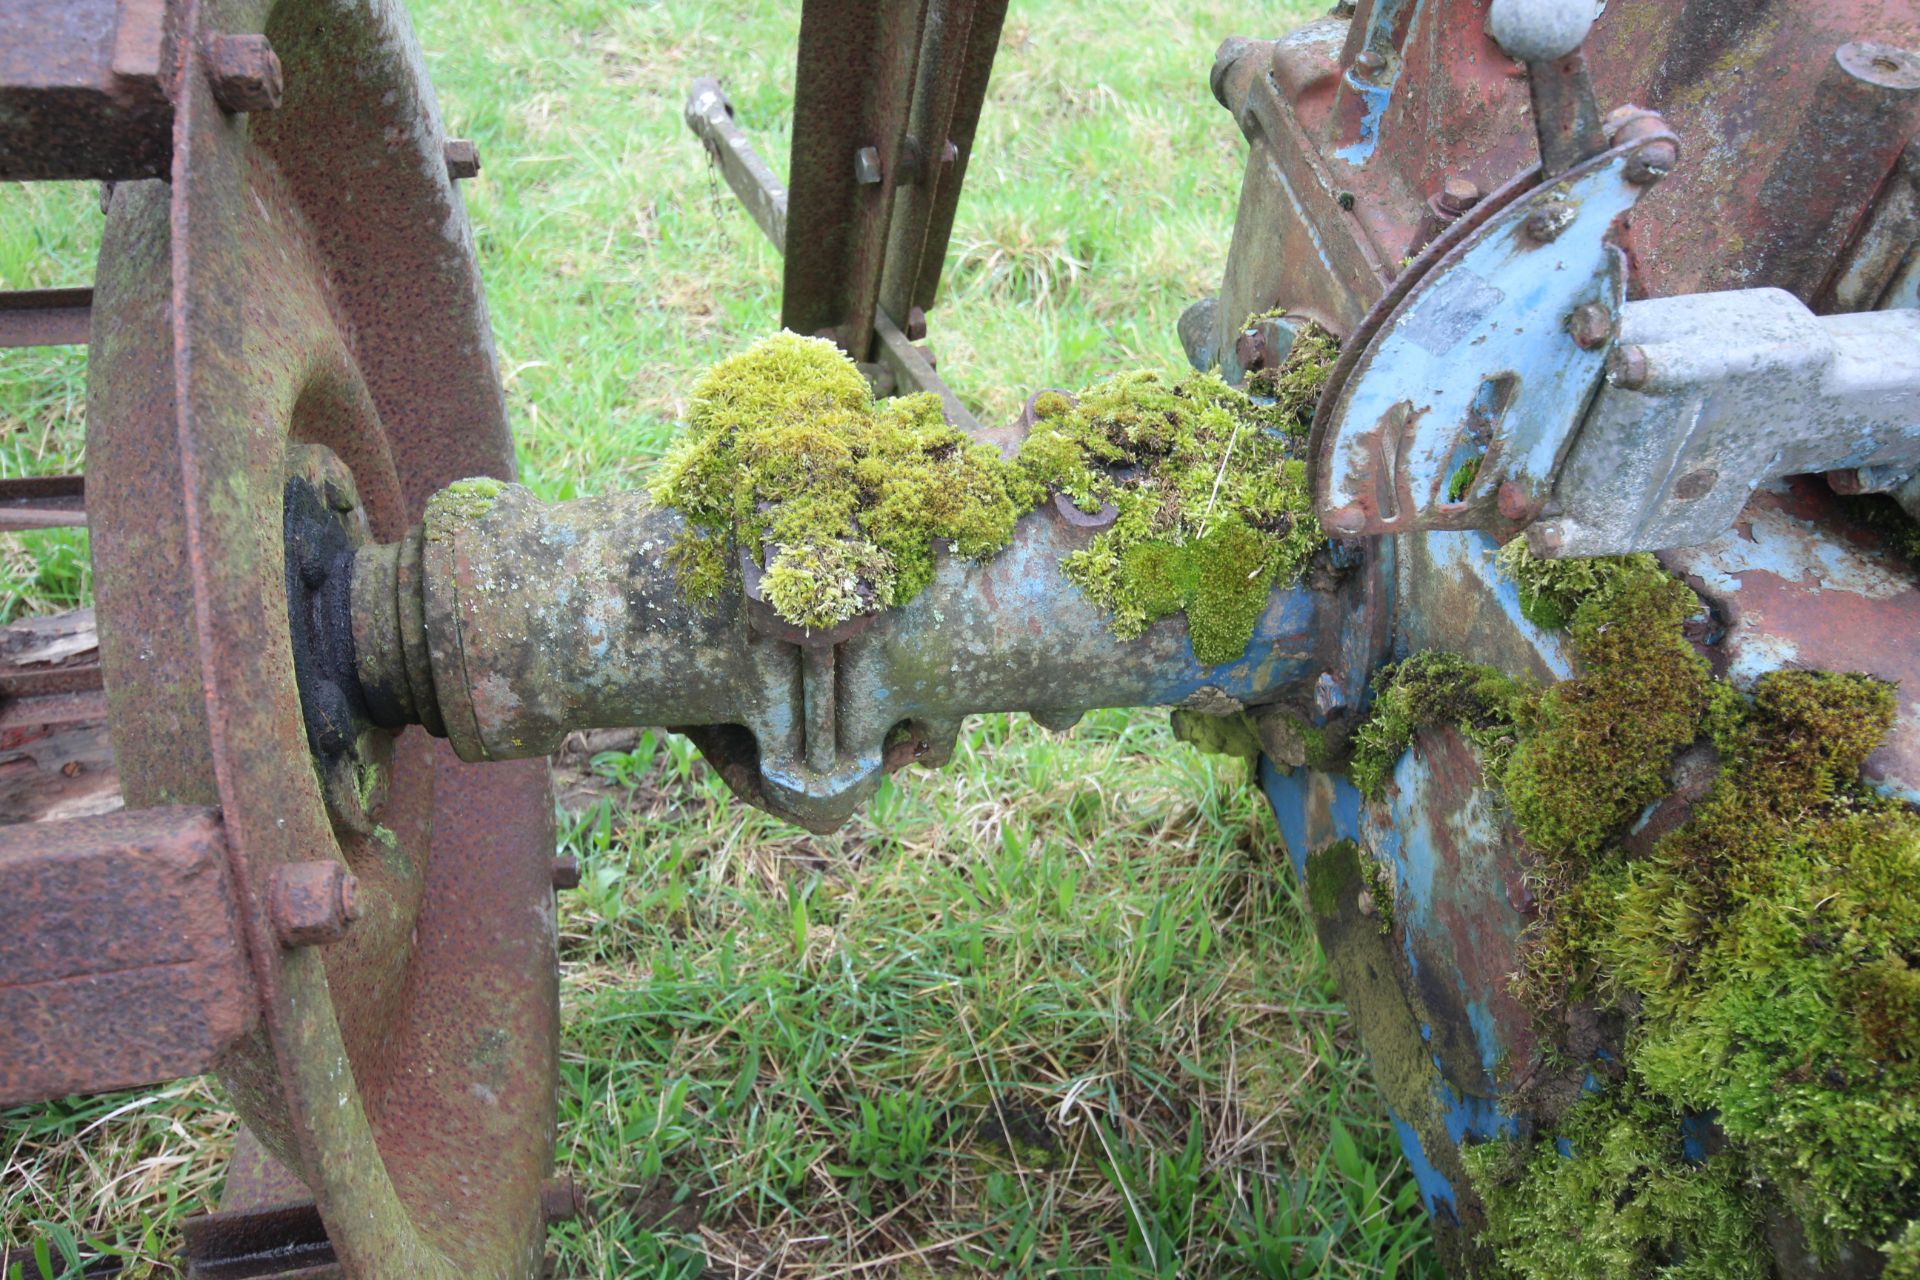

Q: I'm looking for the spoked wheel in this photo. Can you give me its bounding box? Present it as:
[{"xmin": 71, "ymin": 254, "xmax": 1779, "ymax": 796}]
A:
[{"xmin": 84, "ymin": 1, "xmax": 557, "ymax": 1274}]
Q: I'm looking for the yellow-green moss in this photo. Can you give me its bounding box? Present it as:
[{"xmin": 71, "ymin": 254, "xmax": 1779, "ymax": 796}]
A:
[
  {"xmin": 1013, "ymin": 361, "xmax": 1326, "ymax": 666},
  {"xmin": 424, "ymin": 475, "xmax": 508, "ymax": 543},
  {"xmin": 1502, "ymin": 558, "xmax": 1709, "ymax": 860},
  {"xmin": 653, "ymin": 330, "xmax": 1336, "ymax": 658},
  {"xmin": 1350, "ymin": 651, "xmax": 1532, "ymax": 799},
  {"xmin": 1349, "ymin": 547, "xmax": 1920, "ymax": 1268},
  {"xmin": 649, "ymin": 333, "xmax": 1022, "ymax": 630},
  {"xmin": 1464, "ymin": 1089, "xmax": 1768, "ymax": 1280}
]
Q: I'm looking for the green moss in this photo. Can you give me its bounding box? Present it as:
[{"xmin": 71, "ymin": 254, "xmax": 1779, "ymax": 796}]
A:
[
  {"xmin": 1018, "ymin": 363, "xmax": 1326, "ymax": 664},
  {"xmin": 1446, "ymin": 455, "xmax": 1482, "ymax": 504},
  {"xmin": 1465, "ymin": 1089, "xmax": 1768, "ymax": 1280},
  {"xmin": 424, "ymin": 475, "xmax": 509, "ymax": 543},
  {"xmin": 1502, "ymin": 558, "xmax": 1709, "ymax": 860},
  {"xmin": 1306, "ymin": 839, "xmax": 1365, "ymax": 923},
  {"xmin": 1495, "ymin": 537, "xmax": 1668, "ymax": 632},
  {"xmin": 654, "ymin": 330, "xmax": 1337, "ymax": 656},
  {"xmin": 1887, "ymin": 1220, "xmax": 1920, "ymax": 1279},
  {"xmin": 1350, "ymin": 652, "xmax": 1530, "ymax": 799},
  {"xmin": 650, "ymin": 333, "xmax": 1023, "ymax": 630},
  {"xmin": 1346, "ymin": 547, "xmax": 1920, "ymax": 1266}
]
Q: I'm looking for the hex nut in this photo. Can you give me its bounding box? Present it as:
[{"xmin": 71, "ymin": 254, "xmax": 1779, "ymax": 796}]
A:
[
  {"xmin": 270, "ymin": 861, "xmax": 362, "ymax": 948},
  {"xmin": 551, "ymin": 856, "xmax": 581, "ymax": 891},
  {"xmin": 542, "ymin": 1175, "xmax": 586, "ymax": 1224},
  {"xmin": 206, "ymin": 34, "xmax": 284, "ymax": 114},
  {"xmin": 1436, "ymin": 175, "xmax": 1482, "ymax": 216},
  {"xmin": 853, "ymin": 146, "xmax": 883, "ymax": 185},
  {"xmin": 444, "ymin": 138, "xmax": 482, "ymax": 180},
  {"xmin": 905, "ymin": 306, "xmax": 929, "ymax": 342}
]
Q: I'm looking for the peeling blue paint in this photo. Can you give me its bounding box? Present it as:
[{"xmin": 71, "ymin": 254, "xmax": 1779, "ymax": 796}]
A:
[
  {"xmin": 1334, "ymin": 72, "xmax": 1395, "ymax": 166},
  {"xmin": 1388, "ymin": 1104, "xmax": 1461, "ymax": 1221}
]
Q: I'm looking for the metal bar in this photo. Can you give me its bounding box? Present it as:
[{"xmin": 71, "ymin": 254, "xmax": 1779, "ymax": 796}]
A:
[
  {"xmin": 182, "ymin": 1202, "xmax": 340, "ymax": 1279},
  {"xmin": 686, "ymin": 78, "xmax": 787, "ymax": 253},
  {"xmin": 679, "ymin": 81, "xmax": 983, "ymax": 433},
  {"xmin": 877, "ymin": 0, "xmax": 981, "ymax": 326},
  {"xmin": 0, "ymin": 807, "xmax": 257, "ymax": 1106},
  {"xmin": 0, "ymin": 287, "xmax": 92, "ymax": 348},
  {"xmin": 781, "ymin": 0, "xmax": 931, "ymax": 359},
  {"xmin": 0, "ymin": 472, "xmax": 87, "ymax": 529},
  {"xmin": 0, "ymin": 0, "xmax": 172, "ymax": 181},
  {"xmin": 906, "ymin": 0, "xmax": 1010, "ymax": 312},
  {"xmin": 873, "ymin": 308, "xmax": 981, "ymax": 432}
]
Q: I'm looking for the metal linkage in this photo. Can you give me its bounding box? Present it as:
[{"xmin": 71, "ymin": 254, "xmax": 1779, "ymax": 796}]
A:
[
  {"xmin": 339, "ymin": 483, "xmax": 1377, "ymax": 833},
  {"xmin": 1538, "ymin": 291, "xmax": 1920, "ymax": 556}
]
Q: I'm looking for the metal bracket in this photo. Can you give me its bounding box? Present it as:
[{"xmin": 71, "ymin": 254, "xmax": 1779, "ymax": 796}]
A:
[{"xmin": 1312, "ymin": 119, "xmax": 1674, "ymax": 537}]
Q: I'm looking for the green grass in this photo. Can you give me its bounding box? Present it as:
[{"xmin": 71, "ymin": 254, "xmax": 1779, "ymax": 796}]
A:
[{"xmin": 1, "ymin": 0, "xmax": 1439, "ymax": 1275}]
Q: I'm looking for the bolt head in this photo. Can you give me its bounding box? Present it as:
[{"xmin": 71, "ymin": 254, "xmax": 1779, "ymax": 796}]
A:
[
  {"xmin": 444, "ymin": 138, "xmax": 482, "ymax": 180},
  {"xmin": 1608, "ymin": 344, "xmax": 1652, "ymax": 390},
  {"xmin": 1354, "ymin": 49, "xmax": 1387, "ymax": 76},
  {"xmin": 1567, "ymin": 302, "xmax": 1614, "ymax": 350},
  {"xmin": 1322, "ymin": 503, "xmax": 1370, "ymax": 534},
  {"xmin": 853, "ymin": 146, "xmax": 883, "ymax": 185},
  {"xmin": 905, "ymin": 306, "xmax": 928, "ymax": 342},
  {"xmin": 1436, "ymin": 175, "xmax": 1482, "ymax": 216},
  {"xmin": 551, "ymin": 856, "xmax": 582, "ymax": 891},
  {"xmin": 270, "ymin": 861, "xmax": 361, "ymax": 947},
  {"xmin": 1497, "ymin": 479, "xmax": 1542, "ymax": 523},
  {"xmin": 1672, "ymin": 467, "xmax": 1718, "ymax": 501},
  {"xmin": 941, "ymin": 139, "xmax": 960, "ymax": 165},
  {"xmin": 1624, "ymin": 138, "xmax": 1677, "ymax": 185},
  {"xmin": 206, "ymin": 34, "xmax": 284, "ymax": 114},
  {"xmin": 1523, "ymin": 200, "xmax": 1576, "ymax": 243}
]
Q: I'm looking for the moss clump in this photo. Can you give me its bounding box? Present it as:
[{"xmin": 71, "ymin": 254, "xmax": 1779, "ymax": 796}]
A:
[
  {"xmin": 1502, "ymin": 558, "xmax": 1709, "ymax": 860},
  {"xmin": 654, "ymin": 330, "xmax": 1337, "ymax": 659},
  {"xmin": 650, "ymin": 333, "xmax": 1022, "ymax": 630},
  {"xmin": 1587, "ymin": 670, "xmax": 1918, "ymax": 1253},
  {"xmin": 1240, "ymin": 323, "xmax": 1340, "ymax": 426},
  {"xmin": 1350, "ymin": 652, "xmax": 1530, "ymax": 799},
  {"xmin": 1347, "ymin": 545, "xmax": 1920, "ymax": 1267},
  {"xmin": 1011, "ymin": 364, "xmax": 1325, "ymax": 665},
  {"xmin": 1465, "ymin": 1089, "xmax": 1768, "ymax": 1280}
]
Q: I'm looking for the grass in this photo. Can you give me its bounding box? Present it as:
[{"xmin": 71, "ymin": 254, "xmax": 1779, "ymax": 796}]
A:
[{"xmin": 1, "ymin": 0, "xmax": 1439, "ymax": 1275}]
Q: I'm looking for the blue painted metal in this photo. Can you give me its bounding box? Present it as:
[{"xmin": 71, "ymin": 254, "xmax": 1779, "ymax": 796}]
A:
[{"xmin": 1313, "ymin": 138, "xmax": 1663, "ymax": 537}]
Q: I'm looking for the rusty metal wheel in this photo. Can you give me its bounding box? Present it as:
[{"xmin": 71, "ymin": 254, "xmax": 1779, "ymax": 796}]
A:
[{"xmin": 82, "ymin": 1, "xmax": 558, "ymax": 1275}]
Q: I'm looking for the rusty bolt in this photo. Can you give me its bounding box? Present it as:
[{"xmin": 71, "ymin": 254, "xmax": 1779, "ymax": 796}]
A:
[
  {"xmin": 1497, "ymin": 479, "xmax": 1541, "ymax": 523},
  {"xmin": 1567, "ymin": 302, "xmax": 1613, "ymax": 350},
  {"xmin": 551, "ymin": 856, "xmax": 581, "ymax": 891},
  {"xmin": 942, "ymin": 139, "xmax": 960, "ymax": 165},
  {"xmin": 542, "ymin": 1175, "xmax": 585, "ymax": 1225},
  {"xmin": 444, "ymin": 138, "xmax": 482, "ymax": 180},
  {"xmin": 1523, "ymin": 200, "xmax": 1576, "ymax": 243},
  {"xmin": 1354, "ymin": 49, "xmax": 1387, "ymax": 76},
  {"xmin": 270, "ymin": 861, "xmax": 361, "ymax": 948},
  {"xmin": 905, "ymin": 306, "xmax": 929, "ymax": 342},
  {"xmin": 205, "ymin": 34, "xmax": 284, "ymax": 114},
  {"xmin": 853, "ymin": 146, "xmax": 883, "ymax": 185},
  {"xmin": 1322, "ymin": 503, "xmax": 1369, "ymax": 534},
  {"xmin": 1624, "ymin": 138, "xmax": 1677, "ymax": 185},
  {"xmin": 1609, "ymin": 343, "xmax": 1652, "ymax": 390},
  {"xmin": 1435, "ymin": 175, "xmax": 1482, "ymax": 217}
]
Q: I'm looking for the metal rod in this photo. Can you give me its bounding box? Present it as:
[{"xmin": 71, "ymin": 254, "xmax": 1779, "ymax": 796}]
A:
[
  {"xmin": 0, "ymin": 287, "xmax": 92, "ymax": 347},
  {"xmin": 0, "ymin": 473, "xmax": 86, "ymax": 530}
]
